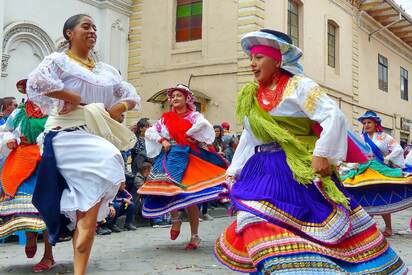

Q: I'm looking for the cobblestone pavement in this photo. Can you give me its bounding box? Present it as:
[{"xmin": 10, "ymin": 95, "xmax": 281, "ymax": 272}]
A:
[{"xmin": 1, "ymin": 209, "xmax": 411, "ymax": 274}]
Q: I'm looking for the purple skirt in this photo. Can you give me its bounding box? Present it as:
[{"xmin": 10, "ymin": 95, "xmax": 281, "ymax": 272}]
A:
[{"xmin": 230, "ymin": 144, "xmax": 370, "ymax": 244}]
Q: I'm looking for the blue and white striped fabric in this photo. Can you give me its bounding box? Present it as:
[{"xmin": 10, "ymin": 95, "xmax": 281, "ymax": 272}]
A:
[{"xmin": 241, "ymin": 31, "xmax": 304, "ymax": 75}]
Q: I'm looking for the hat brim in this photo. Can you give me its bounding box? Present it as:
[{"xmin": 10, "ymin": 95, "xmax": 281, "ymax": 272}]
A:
[
  {"xmin": 166, "ymin": 87, "xmax": 193, "ymax": 97},
  {"xmin": 240, "ymin": 31, "xmax": 303, "ymax": 75},
  {"xmin": 357, "ymin": 116, "xmax": 381, "ymax": 124}
]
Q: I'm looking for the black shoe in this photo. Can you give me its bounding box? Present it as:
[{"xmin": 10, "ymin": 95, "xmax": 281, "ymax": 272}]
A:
[
  {"xmin": 96, "ymin": 225, "xmax": 112, "ymax": 235},
  {"xmin": 107, "ymin": 224, "xmax": 123, "ymax": 233},
  {"xmin": 124, "ymin": 224, "xmax": 137, "ymax": 231}
]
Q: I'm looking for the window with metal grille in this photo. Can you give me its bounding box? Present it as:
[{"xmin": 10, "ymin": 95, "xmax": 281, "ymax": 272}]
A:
[
  {"xmin": 175, "ymin": 0, "xmax": 202, "ymax": 42},
  {"xmin": 287, "ymin": 0, "xmax": 299, "ymax": 46},
  {"xmin": 378, "ymin": 54, "xmax": 388, "ymax": 92},
  {"xmin": 327, "ymin": 22, "xmax": 337, "ymax": 68},
  {"xmin": 401, "ymin": 67, "xmax": 408, "ymax": 101}
]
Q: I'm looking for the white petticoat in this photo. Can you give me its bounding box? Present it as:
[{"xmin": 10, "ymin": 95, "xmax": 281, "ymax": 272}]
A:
[{"xmin": 52, "ymin": 130, "xmax": 124, "ymax": 230}]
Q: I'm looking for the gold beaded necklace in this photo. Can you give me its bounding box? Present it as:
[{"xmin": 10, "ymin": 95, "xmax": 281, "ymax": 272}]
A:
[{"xmin": 66, "ymin": 50, "xmax": 95, "ymax": 70}]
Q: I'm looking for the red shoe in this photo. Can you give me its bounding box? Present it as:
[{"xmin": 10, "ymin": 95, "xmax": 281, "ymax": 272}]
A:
[
  {"xmin": 32, "ymin": 258, "xmax": 55, "ymax": 273},
  {"xmin": 185, "ymin": 234, "xmax": 201, "ymax": 250},
  {"xmin": 25, "ymin": 233, "xmax": 38, "ymax": 258},
  {"xmin": 170, "ymin": 218, "xmax": 182, "ymax": 240}
]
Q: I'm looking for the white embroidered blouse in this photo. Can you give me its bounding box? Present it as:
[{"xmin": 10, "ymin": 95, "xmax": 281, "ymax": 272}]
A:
[
  {"xmin": 145, "ymin": 111, "xmax": 215, "ymax": 158},
  {"xmin": 367, "ymin": 132, "xmax": 405, "ymax": 168},
  {"xmin": 227, "ymin": 76, "xmax": 349, "ymax": 177},
  {"xmin": 26, "ymin": 52, "xmax": 140, "ymax": 115}
]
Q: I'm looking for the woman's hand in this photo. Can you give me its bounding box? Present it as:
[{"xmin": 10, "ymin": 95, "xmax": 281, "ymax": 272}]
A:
[
  {"xmin": 59, "ymin": 101, "xmax": 78, "ymax": 115},
  {"xmin": 161, "ymin": 139, "xmax": 172, "ymax": 152},
  {"xmin": 312, "ymin": 156, "xmax": 331, "ymax": 177},
  {"xmin": 108, "ymin": 103, "xmax": 127, "ymax": 122},
  {"xmin": 109, "ymin": 205, "xmax": 116, "ymax": 218},
  {"xmin": 6, "ymin": 139, "xmax": 17, "ymax": 150}
]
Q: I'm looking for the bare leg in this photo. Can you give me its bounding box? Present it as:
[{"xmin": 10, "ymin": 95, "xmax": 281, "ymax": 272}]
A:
[
  {"xmin": 382, "ymin": 214, "xmax": 393, "ymax": 236},
  {"xmin": 170, "ymin": 210, "xmax": 182, "ymax": 240},
  {"xmin": 170, "ymin": 210, "xmax": 181, "ymax": 231},
  {"xmin": 186, "ymin": 205, "xmax": 201, "ymax": 249},
  {"xmin": 186, "ymin": 205, "xmax": 199, "ymax": 236},
  {"xmin": 42, "ymin": 231, "xmax": 54, "ymax": 262},
  {"xmin": 73, "ymin": 201, "xmax": 102, "ymax": 275}
]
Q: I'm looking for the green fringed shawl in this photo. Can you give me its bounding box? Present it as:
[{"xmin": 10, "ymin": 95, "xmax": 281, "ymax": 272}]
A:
[
  {"xmin": 10, "ymin": 105, "xmax": 47, "ymax": 144},
  {"xmin": 237, "ymin": 82, "xmax": 350, "ymax": 209},
  {"xmin": 341, "ymin": 159, "xmax": 402, "ymax": 181}
]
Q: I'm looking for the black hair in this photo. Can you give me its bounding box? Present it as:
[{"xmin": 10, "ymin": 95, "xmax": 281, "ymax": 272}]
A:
[
  {"xmin": 139, "ymin": 162, "xmax": 152, "ymax": 174},
  {"xmin": 136, "ymin": 118, "xmax": 150, "ymax": 133},
  {"xmin": 63, "ymin": 14, "xmax": 91, "ymax": 41}
]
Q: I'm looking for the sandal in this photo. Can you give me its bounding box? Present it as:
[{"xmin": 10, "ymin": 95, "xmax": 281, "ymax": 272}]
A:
[
  {"xmin": 32, "ymin": 257, "xmax": 55, "ymax": 273},
  {"xmin": 382, "ymin": 230, "xmax": 393, "ymax": 237},
  {"xmin": 170, "ymin": 217, "xmax": 182, "ymax": 240},
  {"xmin": 25, "ymin": 232, "xmax": 38, "ymax": 259},
  {"xmin": 185, "ymin": 234, "xmax": 201, "ymax": 250}
]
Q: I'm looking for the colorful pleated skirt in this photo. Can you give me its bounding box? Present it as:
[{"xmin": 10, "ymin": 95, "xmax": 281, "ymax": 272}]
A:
[
  {"xmin": 214, "ymin": 145, "xmax": 407, "ymax": 274},
  {"xmin": 0, "ymin": 167, "xmax": 45, "ymax": 240},
  {"xmin": 138, "ymin": 145, "xmax": 226, "ymax": 218},
  {"xmin": 343, "ymin": 160, "xmax": 412, "ymax": 215}
]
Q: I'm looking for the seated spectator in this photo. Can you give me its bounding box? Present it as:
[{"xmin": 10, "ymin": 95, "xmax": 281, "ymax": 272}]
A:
[
  {"xmin": 130, "ymin": 162, "xmax": 152, "ymax": 223},
  {"xmin": 132, "ymin": 162, "xmax": 152, "ymax": 204},
  {"xmin": 106, "ymin": 182, "xmax": 137, "ymax": 232},
  {"xmin": 224, "ymin": 136, "xmax": 239, "ymax": 163},
  {"xmin": 96, "ymin": 204, "xmax": 117, "ymax": 235}
]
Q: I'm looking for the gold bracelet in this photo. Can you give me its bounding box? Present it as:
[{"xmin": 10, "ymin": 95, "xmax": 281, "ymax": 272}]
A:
[{"xmin": 120, "ymin": 101, "xmax": 129, "ymax": 111}]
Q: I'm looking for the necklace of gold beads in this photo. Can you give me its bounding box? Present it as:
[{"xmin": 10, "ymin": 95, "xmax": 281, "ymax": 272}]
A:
[{"xmin": 65, "ymin": 50, "xmax": 95, "ymax": 70}]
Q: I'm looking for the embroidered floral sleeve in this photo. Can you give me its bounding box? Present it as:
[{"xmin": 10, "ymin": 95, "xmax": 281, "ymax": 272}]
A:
[
  {"xmin": 186, "ymin": 112, "xmax": 215, "ymax": 144},
  {"xmin": 383, "ymin": 132, "xmax": 405, "ymax": 168},
  {"xmin": 295, "ymin": 78, "xmax": 348, "ymax": 164},
  {"xmin": 112, "ymin": 81, "xmax": 141, "ymax": 111},
  {"xmin": 27, "ymin": 54, "xmax": 65, "ymax": 114}
]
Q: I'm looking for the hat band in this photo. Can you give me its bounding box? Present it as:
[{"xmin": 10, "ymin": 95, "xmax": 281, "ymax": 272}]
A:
[{"xmin": 251, "ymin": 45, "xmax": 282, "ymax": 62}]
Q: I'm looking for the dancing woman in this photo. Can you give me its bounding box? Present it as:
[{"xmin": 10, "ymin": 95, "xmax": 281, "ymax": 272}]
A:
[
  {"xmin": 214, "ymin": 29, "xmax": 406, "ymax": 274},
  {"xmin": 0, "ymin": 79, "xmax": 55, "ymax": 272},
  {"xmin": 138, "ymin": 84, "xmax": 227, "ymax": 249},
  {"xmin": 27, "ymin": 14, "xmax": 139, "ymax": 275},
  {"xmin": 342, "ymin": 111, "xmax": 412, "ymax": 237}
]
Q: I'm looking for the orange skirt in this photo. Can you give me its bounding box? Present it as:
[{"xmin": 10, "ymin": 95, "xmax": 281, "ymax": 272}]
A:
[
  {"xmin": 138, "ymin": 153, "xmax": 226, "ymax": 196},
  {"xmin": 1, "ymin": 144, "xmax": 40, "ymax": 197}
]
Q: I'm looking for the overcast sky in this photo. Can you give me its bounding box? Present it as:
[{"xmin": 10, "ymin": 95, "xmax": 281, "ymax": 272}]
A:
[{"xmin": 394, "ymin": 0, "xmax": 412, "ymax": 17}]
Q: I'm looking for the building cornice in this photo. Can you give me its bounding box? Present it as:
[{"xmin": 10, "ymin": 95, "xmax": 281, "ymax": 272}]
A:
[
  {"xmin": 360, "ymin": 12, "xmax": 412, "ymax": 62},
  {"xmin": 79, "ymin": 0, "xmax": 133, "ymax": 16}
]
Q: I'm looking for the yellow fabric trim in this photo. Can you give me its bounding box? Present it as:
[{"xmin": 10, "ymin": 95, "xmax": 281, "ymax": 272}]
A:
[{"xmin": 303, "ymin": 86, "xmax": 326, "ymax": 114}]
